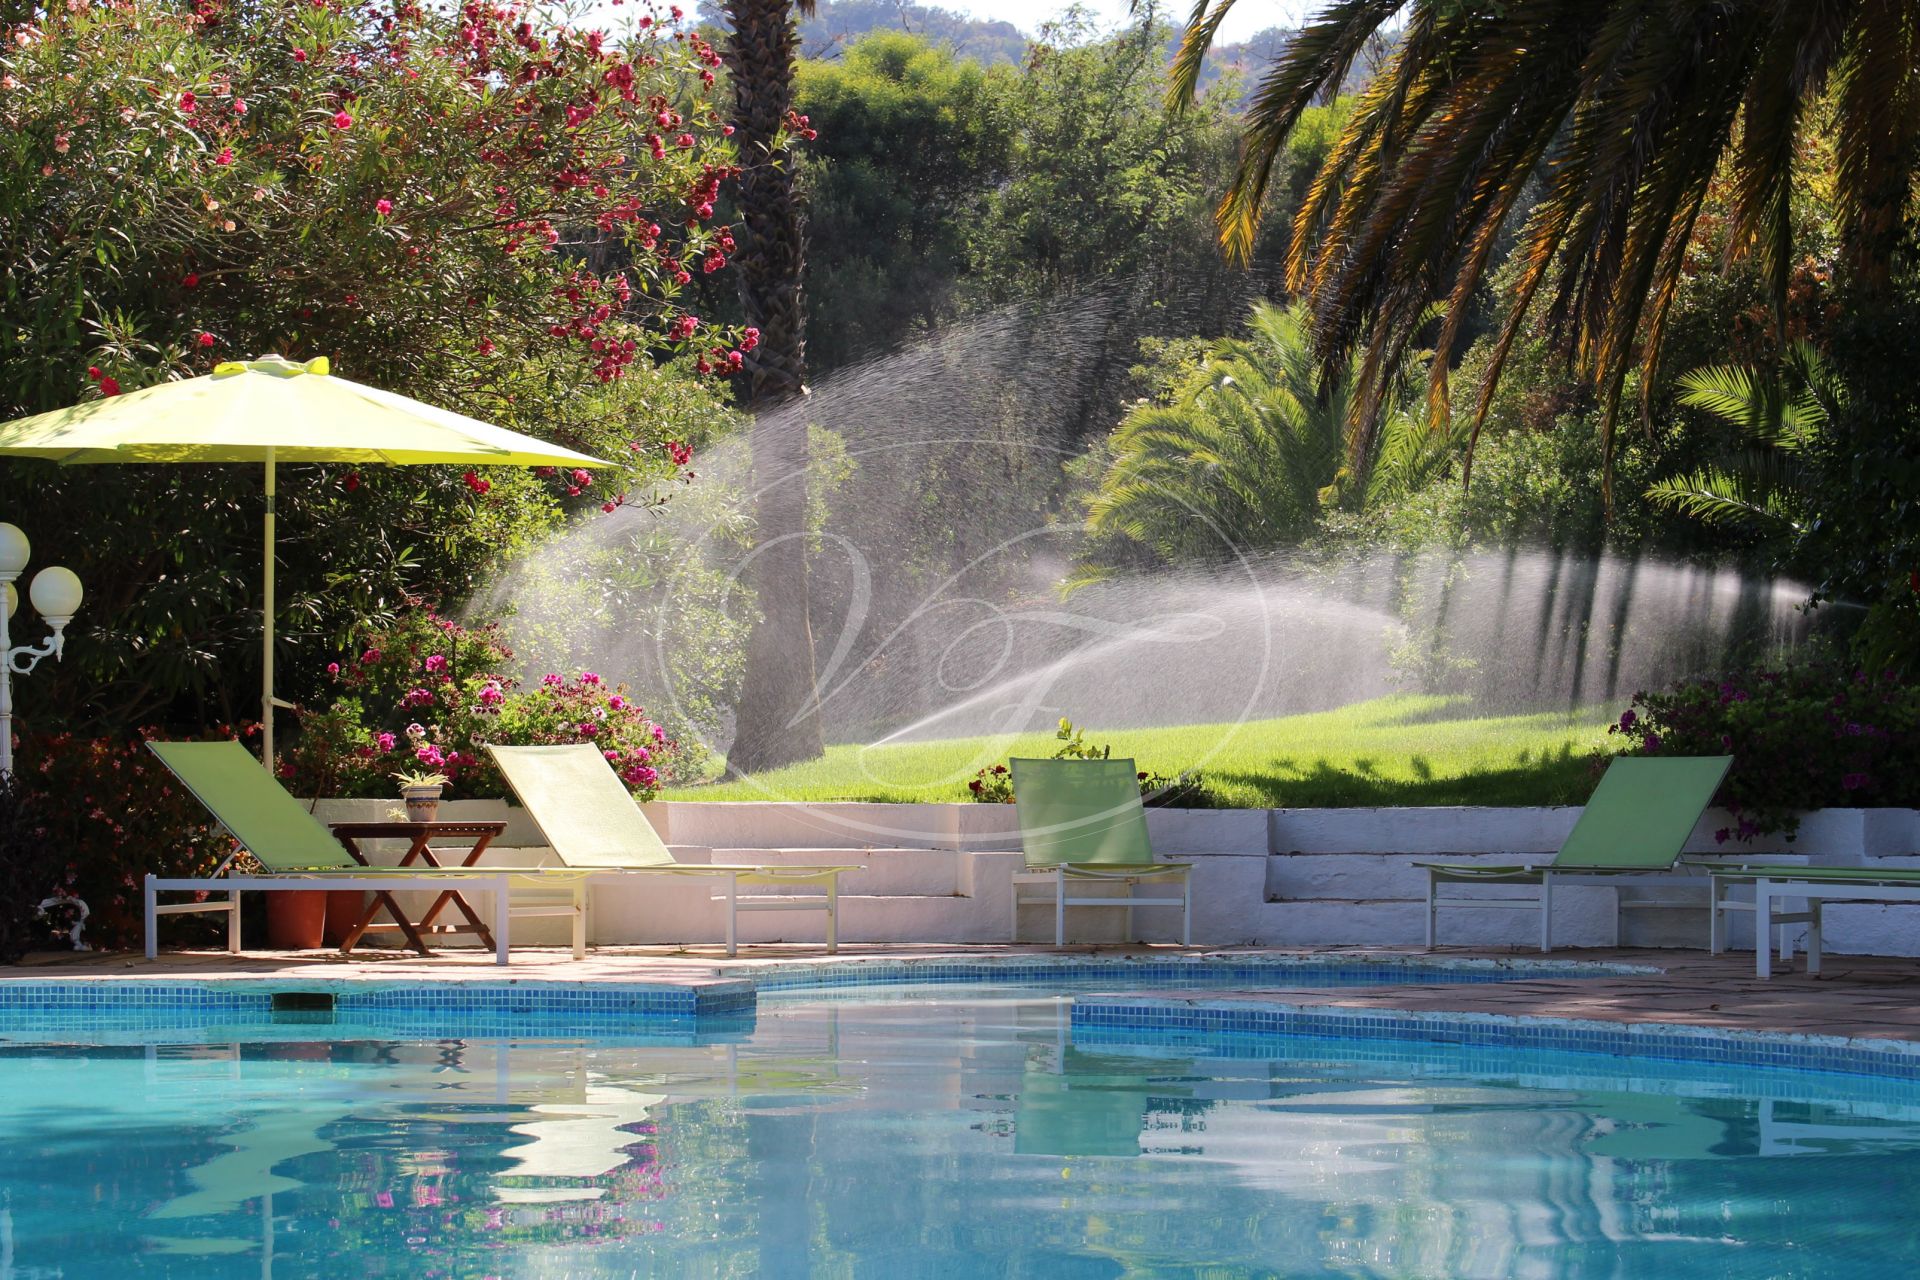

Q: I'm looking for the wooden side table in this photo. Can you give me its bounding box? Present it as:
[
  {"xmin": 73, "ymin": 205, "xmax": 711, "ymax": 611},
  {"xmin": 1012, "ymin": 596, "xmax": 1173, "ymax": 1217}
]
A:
[{"xmin": 328, "ymin": 820, "xmax": 509, "ymax": 954}]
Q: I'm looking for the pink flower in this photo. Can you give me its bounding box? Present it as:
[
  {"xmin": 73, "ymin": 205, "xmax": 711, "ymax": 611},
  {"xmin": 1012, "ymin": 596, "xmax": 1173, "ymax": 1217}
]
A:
[
  {"xmin": 478, "ymin": 682, "xmax": 504, "ymax": 708},
  {"xmin": 325, "ymin": 661, "xmax": 340, "ymax": 677},
  {"xmin": 415, "ymin": 744, "xmax": 446, "ymax": 767},
  {"xmin": 404, "ymin": 687, "xmax": 434, "ymax": 707},
  {"xmin": 293, "ymin": 47, "xmax": 308, "ymax": 62},
  {"xmin": 214, "ymin": 147, "xmax": 233, "ymax": 165},
  {"xmin": 179, "ymin": 91, "xmax": 198, "ymax": 114},
  {"xmin": 376, "ymin": 731, "xmax": 397, "ymax": 751},
  {"xmin": 570, "ymin": 468, "xmax": 593, "ymax": 487},
  {"xmin": 579, "ymin": 672, "xmax": 601, "ymax": 685},
  {"xmin": 182, "ymin": 272, "xmax": 200, "ymax": 288},
  {"xmin": 232, "ymin": 97, "xmax": 247, "ymax": 115},
  {"xmin": 98, "ymin": 376, "xmax": 120, "ymax": 396},
  {"xmin": 424, "ymin": 654, "xmax": 448, "ymax": 674},
  {"xmin": 374, "ymin": 197, "xmax": 392, "ymax": 216},
  {"xmin": 651, "ymin": 724, "xmax": 666, "ymax": 744},
  {"xmin": 52, "ymin": 133, "xmax": 69, "ymax": 154},
  {"xmin": 607, "ymin": 695, "xmax": 626, "ymax": 710},
  {"xmin": 197, "ymin": 332, "xmax": 217, "ymax": 347},
  {"xmin": 332, "ymin": 109, "xmax": 353, "ymax": 130},
  {"xmin": 541, "ymin": 673, "xmax": 563, "ymax": 688},
  {"xmin": 361, "ymin": 647, "xmax": 381, "ymax": 664}
]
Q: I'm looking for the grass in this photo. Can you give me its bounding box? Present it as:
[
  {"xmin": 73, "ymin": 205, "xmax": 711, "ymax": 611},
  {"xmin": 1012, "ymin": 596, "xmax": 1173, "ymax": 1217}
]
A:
[{"xmin": 665, "ymin": 694, "xmax": 1619, "ymax": 808}]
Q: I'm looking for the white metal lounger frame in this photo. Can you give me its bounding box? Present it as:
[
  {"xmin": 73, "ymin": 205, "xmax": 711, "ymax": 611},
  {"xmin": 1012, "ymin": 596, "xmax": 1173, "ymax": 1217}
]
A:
[
  {"xmin": 1010, "ymin": 863, "xmax": 1193, "ymax": 946},
  {"xmin": 1424, "ymin": 867, "xmax": 1713, "ymax": 952},
  {"xmin": 147, "ymin": 871, "xmax": 518, "ymax": 965},
  {"xmin": 144, "ymin": 869, "xmax": 621, "ymax": 966},
  {"xmin": 1708, "ymin": 870, "xmax": 1920, "ymax": 978}
]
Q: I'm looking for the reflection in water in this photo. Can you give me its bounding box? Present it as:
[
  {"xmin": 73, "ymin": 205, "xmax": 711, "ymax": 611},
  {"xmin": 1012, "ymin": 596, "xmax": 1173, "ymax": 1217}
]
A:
[{"xmin": 1, "ymin": 992, "xmax": 1919, "ymax": 1277}]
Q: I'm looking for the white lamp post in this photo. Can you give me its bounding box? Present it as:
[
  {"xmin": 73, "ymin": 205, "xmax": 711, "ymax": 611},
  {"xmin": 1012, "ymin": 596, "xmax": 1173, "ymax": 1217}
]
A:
[{"xmin": 0, "ymin": 522, "xmax": 84, "ymax": 777}]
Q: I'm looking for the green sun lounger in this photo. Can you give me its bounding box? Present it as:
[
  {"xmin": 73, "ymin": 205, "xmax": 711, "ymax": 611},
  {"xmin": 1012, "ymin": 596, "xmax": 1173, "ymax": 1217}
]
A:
[
  {"xmin": 1419, "ymin": 754, "xmax": 1733, "ymax": 952},
  {"xmin": 1695, "ymin": 862, "xmax": 1920, "ymax": 978},
  {"xmin": 1009, "ymin": 757, "xmax": 1192, "ymax": 946},
  {"xmin": 488, "ymin": 744, "xmax": 859, "ymax": 956},
  {"xmin": 144, "ymin": 739, "xmax": 558, "ymax": 964}
]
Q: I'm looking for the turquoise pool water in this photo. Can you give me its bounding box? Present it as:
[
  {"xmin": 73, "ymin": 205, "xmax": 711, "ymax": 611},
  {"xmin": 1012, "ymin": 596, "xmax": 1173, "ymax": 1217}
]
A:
[{"xmin": 4, "ymin": 980, "xmax": 1918, "ymax": 1277}]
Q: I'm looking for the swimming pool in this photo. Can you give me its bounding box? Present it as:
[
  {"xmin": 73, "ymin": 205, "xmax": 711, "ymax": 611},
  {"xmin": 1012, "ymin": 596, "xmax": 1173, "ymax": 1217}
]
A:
[{"xmin": 3, "ymin": 964, "xmax": 1917, "ymax": 1277}]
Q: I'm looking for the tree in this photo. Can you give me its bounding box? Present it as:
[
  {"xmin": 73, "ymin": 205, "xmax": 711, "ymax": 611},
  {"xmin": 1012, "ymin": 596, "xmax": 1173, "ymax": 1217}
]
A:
[
  {"xmin": 795, "ymin": 32, "xmax": 1015, "ymax": 371},
  {"xmin": 722, "ymin": 0, "xmax": 827, "ymax": 772},
  {"xmin": 1170, "ymin": 0, "xmax": 1920, "ymax": 507}
]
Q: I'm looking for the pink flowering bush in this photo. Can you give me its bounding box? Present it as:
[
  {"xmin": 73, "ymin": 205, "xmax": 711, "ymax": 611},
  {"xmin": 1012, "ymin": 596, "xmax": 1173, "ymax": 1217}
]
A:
[
  {"xmin": 1610, "ymin": 665, "xmax": 1920, "ymax": 839},
  {"xmin": 279, "ymin": 603, "xmax": 695, "ymax": 799}
]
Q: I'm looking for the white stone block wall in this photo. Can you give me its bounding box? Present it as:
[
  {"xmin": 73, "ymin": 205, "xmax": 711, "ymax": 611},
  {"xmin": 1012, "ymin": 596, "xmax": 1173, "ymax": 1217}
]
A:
[{"xmin": 301, "ymin": 796, "xmax": 1920, "ymax": 956}]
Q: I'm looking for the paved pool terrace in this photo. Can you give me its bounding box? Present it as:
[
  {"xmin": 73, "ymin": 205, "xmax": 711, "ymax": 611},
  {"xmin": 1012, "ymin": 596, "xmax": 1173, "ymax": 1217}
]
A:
[{"xmin": 8, "ymin": 943, "xmax": 1920, "ymax": 1060}]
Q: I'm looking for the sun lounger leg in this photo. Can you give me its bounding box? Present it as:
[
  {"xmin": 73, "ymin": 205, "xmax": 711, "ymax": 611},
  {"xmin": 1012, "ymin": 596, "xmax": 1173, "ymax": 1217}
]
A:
[
  {"xmin": 227, "ymin": 890, "xmax": 242, "ymax": 953},
  {"xmin": 1806, "ymin": 899, "xmax": 1823, "ymax": 976},
  {"xmin": 144, "ymin": 875, "xmax": 158, "ymax": 960},
  {"xmin": 493, "ymin": 877, "xmax": 510, "ymax": 966},
  {"xmin": 1539, "ymin": 874, "xmax": 1553, "ymax": 954},
  {"xmin": 1181, "ymin": 876, "xmax": 1192, "ymax": 946},
  {"xmin": 1053, "ymin": 868, "xmax": 1066, "ymax": 947},
  {"xmin": 826, "ymin": 877, "xmax": 839, "ymax": 953},
  {"xmin": 1708, "ymin": 877, "xmax": 1724, "ymax": 954},
  {"xmin": 1424, "ymin": 873, "xmax": 1436, "ymax": 951},
  {"xmin": 725, "ymin": 872, "xmax": 738, "ymax": 958},
  {"xmin": 1755, "ymin": 880, "xmax": 1773, "ymax": 978},
  {"xmin": 572, "ymin": 881, "xmax": 587, "ymax": 960}
]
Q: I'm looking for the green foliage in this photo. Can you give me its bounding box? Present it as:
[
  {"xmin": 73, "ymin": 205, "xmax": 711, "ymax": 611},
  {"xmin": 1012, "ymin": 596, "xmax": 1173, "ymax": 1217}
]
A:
[
  {"xmin": 794, "ymin": 32, "xmax": 1015, "ymax": 368},
  {"xmin": 1645, "ymin": 343, "xmax": 1834, "ymax": 533},
  {"xmin": 969, "ymin": 14, "xmax": 1246, "ymax": 304},
  {"xmin": 1801, "ymin": 278, "xmax": 1920, "ymax": 674},
  {"xmin": 1081, "ymin": 300, "xmax": 1444, "ymax": 567},
  {"xmin": 1611, "ymin": 666, "xmax": 1920, "ymax": 839},
  {"xmin": 0, "ymin": 0, "xmax": 747, "ymax": 735}
]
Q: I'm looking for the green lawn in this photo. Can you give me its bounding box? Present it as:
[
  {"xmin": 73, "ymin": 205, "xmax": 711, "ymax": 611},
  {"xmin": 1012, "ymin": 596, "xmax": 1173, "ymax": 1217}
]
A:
[{"xmin": 666, "ymin": 694, "xmax": 1619, "ymax": 807}]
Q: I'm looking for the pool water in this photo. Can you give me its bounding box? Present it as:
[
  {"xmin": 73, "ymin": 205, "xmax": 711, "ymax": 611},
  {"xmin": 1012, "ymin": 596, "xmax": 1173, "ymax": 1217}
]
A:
[{"xmin": 5, "ymin": 983, "xmax": 1920, "ymax": 1278}]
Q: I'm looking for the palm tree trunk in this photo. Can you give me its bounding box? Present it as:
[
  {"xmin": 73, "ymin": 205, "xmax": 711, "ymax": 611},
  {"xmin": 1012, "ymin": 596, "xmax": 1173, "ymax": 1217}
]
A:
[{"xmin": 723, "ymin": 0, "xmax": 825, "ymax": 774}]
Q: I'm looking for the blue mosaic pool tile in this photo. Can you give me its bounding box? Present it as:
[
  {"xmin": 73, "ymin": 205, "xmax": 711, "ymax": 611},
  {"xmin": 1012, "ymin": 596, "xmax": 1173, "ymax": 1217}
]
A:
[{"xmin": 1068, "ymin": 996, "xmax": 1920, "ymax": 1084}]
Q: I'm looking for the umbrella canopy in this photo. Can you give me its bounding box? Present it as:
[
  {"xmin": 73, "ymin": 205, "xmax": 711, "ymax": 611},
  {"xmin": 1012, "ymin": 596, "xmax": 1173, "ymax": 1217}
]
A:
[{"xmin": 0, "ymin": 355, "xmax": 613, "ymax": 760}]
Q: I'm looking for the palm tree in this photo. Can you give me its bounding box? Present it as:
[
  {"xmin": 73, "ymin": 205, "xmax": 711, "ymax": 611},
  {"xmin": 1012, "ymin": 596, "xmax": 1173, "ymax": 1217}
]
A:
[
  {"xmin": 1645, "ymin": 341, "xmax": 1837, "ymax": 533},
  {"xmin": 1170, "ymin": 0, "xmax": 1920, "ymax": 509},
  {"xmin": 723, "ymin": 0, "xmax": 825, "ymax": 773},
  {"xmin": 1085, "ymin": 301, "xmax": 1451, "ymax": 562}
]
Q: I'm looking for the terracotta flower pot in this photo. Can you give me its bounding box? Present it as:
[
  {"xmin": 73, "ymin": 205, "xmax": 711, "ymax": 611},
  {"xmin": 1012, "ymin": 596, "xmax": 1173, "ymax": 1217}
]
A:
[
  {"xmin": 322, "ymin": 888, "xmax": 369, "ymax": 946},
  {"xmin": 266, "ymin": 891, "xmax": 328, "ymax": 951}
]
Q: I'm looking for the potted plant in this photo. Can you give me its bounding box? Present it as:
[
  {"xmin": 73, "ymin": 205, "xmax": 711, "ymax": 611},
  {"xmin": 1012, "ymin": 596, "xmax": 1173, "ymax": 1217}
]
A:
[{"xmin": 393, "ymin": 769, "xmax": 451, "ymax": 823}]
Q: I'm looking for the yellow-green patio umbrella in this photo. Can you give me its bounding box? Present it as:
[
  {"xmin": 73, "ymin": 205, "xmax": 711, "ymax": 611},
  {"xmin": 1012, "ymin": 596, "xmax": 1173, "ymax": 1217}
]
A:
[{"xmin": 0, "ymin": 355, "xmax": 612, "ymax": 761}]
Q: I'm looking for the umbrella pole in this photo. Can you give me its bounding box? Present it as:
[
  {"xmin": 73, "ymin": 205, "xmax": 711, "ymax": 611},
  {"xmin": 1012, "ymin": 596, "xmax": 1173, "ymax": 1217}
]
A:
[{"xmin": 261, "ymin": 450, "xmax": 276, "ymax": 766}]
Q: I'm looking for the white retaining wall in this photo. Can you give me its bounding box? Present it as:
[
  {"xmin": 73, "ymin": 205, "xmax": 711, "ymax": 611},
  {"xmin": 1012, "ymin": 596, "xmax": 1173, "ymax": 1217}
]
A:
[{"xmin": 304, "ymin": 799, "xmax": 1920, "ymax": 956}]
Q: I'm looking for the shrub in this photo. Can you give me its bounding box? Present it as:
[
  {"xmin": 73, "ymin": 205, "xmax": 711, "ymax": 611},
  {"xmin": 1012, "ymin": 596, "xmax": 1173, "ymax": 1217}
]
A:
[
  {"xmin": 1610, "ymin": 666, "xmax": 1920, "ymax": 839},
  {"xmin": 11, "ymin": 730, "xmax": 244, "ymax": 952},
  {"xmin": 278, "ymin": 602, "xmax": 696, "ymax": 800},
  {"xmin": 966, "ymin": 718, "xmax": 1213, "ymax": 807}
]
